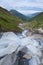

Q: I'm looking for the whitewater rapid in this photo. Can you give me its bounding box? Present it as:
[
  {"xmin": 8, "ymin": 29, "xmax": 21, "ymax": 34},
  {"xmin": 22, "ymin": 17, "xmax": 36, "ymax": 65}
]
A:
[{"xmin": 0, "ymin": 32, "xmax": 43, "ymax": 65}]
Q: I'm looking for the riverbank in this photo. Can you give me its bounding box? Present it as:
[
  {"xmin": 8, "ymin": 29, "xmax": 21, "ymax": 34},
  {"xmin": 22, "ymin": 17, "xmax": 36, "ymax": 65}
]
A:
[{"xmin": 22, "ymin": 28, "xmax": 43, "ymax": 39}]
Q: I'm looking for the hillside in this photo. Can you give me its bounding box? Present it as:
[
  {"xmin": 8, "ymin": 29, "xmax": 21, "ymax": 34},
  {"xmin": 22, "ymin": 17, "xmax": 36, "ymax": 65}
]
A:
[
  {"xmin": 0, "ymin": 7, "xmax": 25, "ymax": 32},
  {"xmin": 23, "ymin": 12, "xmax": 43, "ymax": 29},
  {"xmin": 10, "ymin": 10, "xmax": 29, "ymax": 20}
]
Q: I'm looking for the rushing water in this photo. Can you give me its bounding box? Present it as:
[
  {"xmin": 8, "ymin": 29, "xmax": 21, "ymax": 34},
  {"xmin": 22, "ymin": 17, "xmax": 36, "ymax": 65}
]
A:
[{"xmin": 0, "ymin": 31, "xmax": 43, "ymax": 65}]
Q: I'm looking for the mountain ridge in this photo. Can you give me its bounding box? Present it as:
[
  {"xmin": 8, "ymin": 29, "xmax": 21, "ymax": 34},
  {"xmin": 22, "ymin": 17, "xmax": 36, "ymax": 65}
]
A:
[{"xmin": 10, "ymin": 10, "xmax": 29, "ymax": 20}]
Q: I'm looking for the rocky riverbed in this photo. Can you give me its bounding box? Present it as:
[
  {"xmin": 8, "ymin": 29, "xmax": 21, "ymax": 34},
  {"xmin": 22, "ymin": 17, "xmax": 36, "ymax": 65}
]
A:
[{"xmin": 0, "ymin": 32, "xmax": 43, "ymax": 65}]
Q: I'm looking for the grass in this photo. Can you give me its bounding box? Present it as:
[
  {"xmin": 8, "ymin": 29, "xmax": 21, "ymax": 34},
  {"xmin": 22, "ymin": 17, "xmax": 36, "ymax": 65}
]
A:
[
  {"xmin": 0, "ymin": 7, "xmax": 24, "ymax": 32},
  {"xmin": 23, "ymin": 12, "xmax": 43, "ymax": 30}
]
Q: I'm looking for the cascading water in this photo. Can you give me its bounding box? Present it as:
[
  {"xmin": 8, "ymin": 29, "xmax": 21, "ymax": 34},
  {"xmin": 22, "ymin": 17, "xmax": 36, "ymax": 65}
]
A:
[{"xmin": 0, "ymin": 31, "xmax": 43, "ymax": 65}]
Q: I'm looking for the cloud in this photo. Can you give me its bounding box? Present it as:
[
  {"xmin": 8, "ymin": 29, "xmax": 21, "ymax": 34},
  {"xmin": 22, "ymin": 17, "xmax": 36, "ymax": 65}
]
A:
[{"xmin": 0, "ymin": 0, "xmax": 43, "ymax": 15}]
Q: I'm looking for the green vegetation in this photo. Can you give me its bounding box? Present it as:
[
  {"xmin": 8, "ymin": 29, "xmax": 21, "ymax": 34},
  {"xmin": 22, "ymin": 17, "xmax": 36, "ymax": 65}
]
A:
[
  {"xmin": 0, "ymin": 7, "xmax": 43, "ymax": 32},
  {"xmin": 0, "ymin": 7, "xmax": 25, "ymax": 32},
  {"xmin": 23, "ymin": 12, "xmax": 43, "ymax": 29}
]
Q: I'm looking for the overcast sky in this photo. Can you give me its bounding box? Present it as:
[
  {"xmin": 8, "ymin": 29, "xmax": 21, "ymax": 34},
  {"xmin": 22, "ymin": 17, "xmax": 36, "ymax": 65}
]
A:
[{"xmin": 0, "ymin": 0, "xmax": 43, "ymax": 15}]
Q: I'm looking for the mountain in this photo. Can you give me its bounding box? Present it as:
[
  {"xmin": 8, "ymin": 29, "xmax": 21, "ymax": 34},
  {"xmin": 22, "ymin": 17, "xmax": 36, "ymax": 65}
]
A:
[
  {"xmin": 23, "ymin": 12, "xmax": 43, "ymax": 29},
  {"xmin": 10, "ymin": 10, "xmax": 29, "ymax": 20},
  {"xmin": 27, "ymin": 13, "xmax": 40, "ymax": 18},
  {"xmin": 0, "ymin": 7, "xmax": 25, "ymax": 32}
]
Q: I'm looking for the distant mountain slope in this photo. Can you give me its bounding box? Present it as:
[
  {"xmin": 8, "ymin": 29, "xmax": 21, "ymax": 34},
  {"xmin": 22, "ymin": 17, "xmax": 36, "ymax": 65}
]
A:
[
  {"xmin": 0, "ymin": 7, "xmax": 25, "ymax": 32},
  {"xmin": 23, "ymin": 12, "xmax": 43, "ymax": 29},
  {"xmin": 27, "ymin": 13, "xmax": 40, "ymax": 18},
  {"xmin": 10, "ymin": 10, "xmax": 29, "ymax": 20}
]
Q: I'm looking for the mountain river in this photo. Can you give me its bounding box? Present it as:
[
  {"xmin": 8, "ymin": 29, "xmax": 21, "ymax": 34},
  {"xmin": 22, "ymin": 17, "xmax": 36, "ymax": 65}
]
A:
[{"xmin": 0, "ymin": 30, "xmax": 43, "ymax": 65}]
